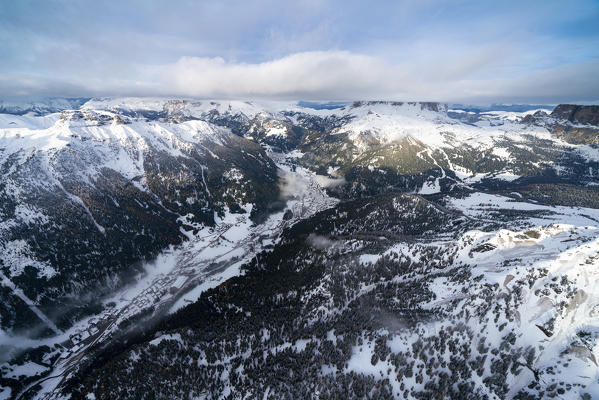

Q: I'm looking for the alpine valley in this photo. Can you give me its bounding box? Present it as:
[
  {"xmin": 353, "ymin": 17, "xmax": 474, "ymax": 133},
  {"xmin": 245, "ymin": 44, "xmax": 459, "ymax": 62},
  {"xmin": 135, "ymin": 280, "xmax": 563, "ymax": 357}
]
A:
[{"xmin": 1, "ymin": 98, "xmax": 599, "ymax": 400}]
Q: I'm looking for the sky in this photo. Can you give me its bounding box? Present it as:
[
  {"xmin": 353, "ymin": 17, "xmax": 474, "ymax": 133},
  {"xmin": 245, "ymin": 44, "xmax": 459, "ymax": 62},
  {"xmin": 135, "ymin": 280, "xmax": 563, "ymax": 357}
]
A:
[{"xmin": 1, "ymin": 0, "xmax": 598, "ymax": 103}]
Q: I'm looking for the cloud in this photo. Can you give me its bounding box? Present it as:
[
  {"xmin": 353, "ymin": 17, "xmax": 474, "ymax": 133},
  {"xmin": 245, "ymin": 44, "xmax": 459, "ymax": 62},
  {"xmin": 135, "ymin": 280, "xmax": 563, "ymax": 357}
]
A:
[
  {"xmin": 1, "ymin": 50, "xmax": 598, "ymax": 103},
  {"xmin": 161, "ymin": 51, "xmax": 391, "ymax": 99},
  {"xmin": 157, "ymin": 50, "xmax": 599, "ymax": 103},
  {"xmin": 307, "ymin": 234, "xmax": 337, "ymax": 250}
]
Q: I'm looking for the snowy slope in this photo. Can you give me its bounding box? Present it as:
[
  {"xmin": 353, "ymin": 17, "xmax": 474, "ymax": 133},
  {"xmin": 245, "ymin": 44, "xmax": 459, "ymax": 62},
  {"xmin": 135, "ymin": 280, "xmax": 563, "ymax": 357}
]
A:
[
  {"xmin": 0, "ymin": 107, "xmax": 279, "ymax": 335},
  {"xmin": 56, "ymin": 190, "xmax": 599, "ymax": 400}
]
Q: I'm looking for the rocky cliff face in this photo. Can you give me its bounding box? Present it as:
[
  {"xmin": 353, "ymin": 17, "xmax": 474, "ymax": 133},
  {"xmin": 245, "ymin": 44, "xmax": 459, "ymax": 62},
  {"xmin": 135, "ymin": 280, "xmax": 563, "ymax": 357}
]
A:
[
  {"xmin": 549, "ymin": 104, "xmax": 599, "ymax": 144},
  {"xmin": 551, "ymin": 104, "xmax": 599, "ymax": 125}
]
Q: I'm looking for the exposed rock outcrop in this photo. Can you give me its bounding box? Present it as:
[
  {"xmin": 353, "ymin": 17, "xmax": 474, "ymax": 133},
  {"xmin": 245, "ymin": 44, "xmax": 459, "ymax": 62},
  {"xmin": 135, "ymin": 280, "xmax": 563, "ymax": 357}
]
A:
[{"xmin": 549, "ymin": 104, "xmax": 599, "ymax": 144}]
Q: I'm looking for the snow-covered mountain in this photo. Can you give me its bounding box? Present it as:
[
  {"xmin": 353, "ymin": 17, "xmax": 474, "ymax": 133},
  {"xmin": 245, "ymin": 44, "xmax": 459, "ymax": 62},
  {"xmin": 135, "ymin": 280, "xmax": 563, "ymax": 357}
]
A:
[
  {"xmin": 296, "ymin": 101, "xmax": 598, "ymax": 191},
  {"xmin": 0, "ymin": 106, "xmax": 279, "ymax": 334},
  {"xmin": 0, "ymin": 98, "xmax": 90, "ymax": 117},
  {"xmin": 1, "ymin": 98, "xmax": 598, "ymax": 400}
]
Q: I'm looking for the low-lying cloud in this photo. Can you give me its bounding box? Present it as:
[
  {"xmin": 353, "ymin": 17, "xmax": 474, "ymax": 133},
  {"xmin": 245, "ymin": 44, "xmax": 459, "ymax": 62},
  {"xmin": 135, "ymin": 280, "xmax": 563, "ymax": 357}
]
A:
[
  {"xmin": 2, "ymin": 50, "xmax": 599, "ymax": 104},
  {"xmin": 161, "ymin": 51, "xmax": 599, "ymax": 103},
  {"xmin": 163, "ymin": 51, "xmax": 390, "ymax": 99},
  {"xmin": 307, "ymin": 234, "xmax": 337, "ymax": 250}
]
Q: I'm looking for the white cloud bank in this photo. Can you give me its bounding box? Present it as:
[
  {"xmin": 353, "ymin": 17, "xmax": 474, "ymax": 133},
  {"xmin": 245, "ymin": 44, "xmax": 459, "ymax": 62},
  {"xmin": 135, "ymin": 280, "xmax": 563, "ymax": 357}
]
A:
[
  {"xmin": 161, "ymin": 50, "xmax": 599, "ymax": 103},
  {"xmin": 163, "ymin": 51, "xmax": 390, "ymax": 99},
  {"xmin": 2, "ymin": 50, "xmax": 599, "ymax": 103}
]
